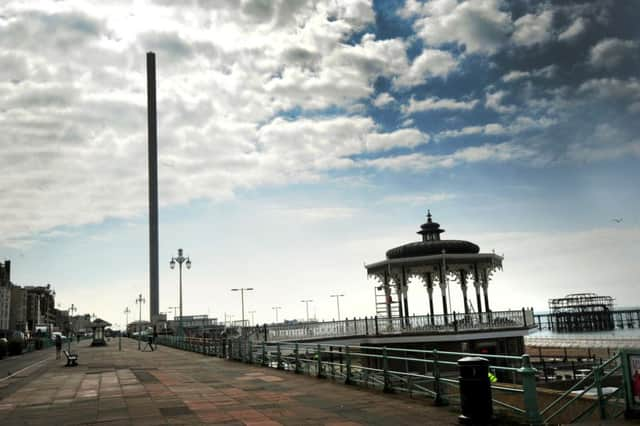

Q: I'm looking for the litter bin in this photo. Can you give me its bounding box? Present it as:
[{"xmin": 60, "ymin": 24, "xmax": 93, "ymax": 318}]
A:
[{"xmin": 458, "ymin": 356, "xmax": 492, "ymax": 424}]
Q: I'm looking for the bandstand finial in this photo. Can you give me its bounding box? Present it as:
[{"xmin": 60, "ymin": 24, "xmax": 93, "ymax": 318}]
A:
[{"xmin": 427, "ymin": 209, "xmax": 432, "ymax": 223}]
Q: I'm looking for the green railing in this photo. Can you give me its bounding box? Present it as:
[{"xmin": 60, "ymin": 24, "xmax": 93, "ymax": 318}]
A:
[{"xmin": 156, "ymin": 336, "xmax": 627, "ymax": 424}]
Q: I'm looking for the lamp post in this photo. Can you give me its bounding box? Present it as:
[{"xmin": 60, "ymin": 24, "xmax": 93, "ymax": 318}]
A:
[
  {"xmin": 68, "ymin": 304, "xmax": 77, "ymax": 352},
  {"xmin": 301, "ymin": 299, "xmax": 313, "ymax": 322},
  {"xmin": 170, "ymin": 248, "xmax": 191, "ymax": 336},
  {"xmin": 248, "ymin": 310, "xmax": 256, "ymax": 326},
  {"xmin": 231, "ymin": 288, "xmax": 253, "ymax": 327},
  {"xmin": 135, "ymin": 294, "xmax": 145, "ymax": 350},
  {"xmin": 272, "ymin": 306, "xmax": 282, "ymax": 323},
  {"xmin": 330, "ymin": 294, "xmax": 344, "ymax": 321},
  {"xmin": 124, "ymin": 307, "xmax": 131, "ymax": 337},
  {"xmin": 115, "ymin": 323, "xmax": 122, "ymax": 351}
]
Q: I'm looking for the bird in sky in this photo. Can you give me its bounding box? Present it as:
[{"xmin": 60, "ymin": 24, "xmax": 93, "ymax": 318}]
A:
[{"xmin": 611, "ymin": 218, "xmax": 623, "ymax": 223}]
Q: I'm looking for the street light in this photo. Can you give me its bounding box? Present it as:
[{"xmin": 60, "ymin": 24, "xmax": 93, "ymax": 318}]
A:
[
  {"xmin": 301, "ymin": 299, "xmax": 313, "ymax": 322},
  {"xmin": 68, "ymin": 304, "xmax": 77, "ymax": 352},
  {"xmin": 135, "ymin": 294, "xmax": 145, "ymax": 350},
  {"xmin": 330, "ymin": 294, "xmax": 344, "ymax": 321},
  {"xmin": 170, "ymin": 248, "xmax": 191, "ymax": 336},
  {"xmin": 124, "ymin": 307, "xmax": 131, "ymax": 336},
  {"xmin": 248, "ymin": 310, "xmax": 256, "ymax": 326},
  {"xmin": 231, "ymin": 288, "xmax": 253, "ymax": 327},
  {"xmin": 272, "ymin": 306, "xmax": 282, "ymax": 323}
]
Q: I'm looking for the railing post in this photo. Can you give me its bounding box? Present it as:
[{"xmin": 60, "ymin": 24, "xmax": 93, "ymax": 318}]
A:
[
  {"xmin": 519, "ymin": 354, "xmax": 543, "ymax": 425},
  {"xmin": 365, "ymin": 316, "xmax": 369, "ymax": 335},
  {"xmin": 248, "ymin": 340, "xmax": 253, "ymax": 364},
  {"xmin": 383, "ymin": 347, "xmax": 391, "ymax": 393},
  {"xmin": 433, "ymin": 349, "xmax": 448, "ymax": 406},
  {"xmin": 276, "ymin": 343, "xmax": 282, "ymax": 369},
  {"xmin": 453, "ymin": 311, "xmax": 458, "ymax": 332},
  {"xmin": 522, "ymin": 307, "xmax": 527, "ymax": 327},
  {"xmin": 316, "ymin": 344, "xmax": 323, "ymax": 378},
  {"xmin": 294, "ymin": 343, "xmax": 301, "ymax": 374},
  {"xmin": 375, "ymin": 316, "xmax": 379, "ymax": 336},
  {"xmin": 594, "ymin": 365, "xmax": 606, "ymax": 419},
  {"xmin": 345, "ymin": 345, "xmax": 352, "ymax": 385},
  {"xmin": 261, "ymin": 342, "xmax": 267, "ymax": 366}
]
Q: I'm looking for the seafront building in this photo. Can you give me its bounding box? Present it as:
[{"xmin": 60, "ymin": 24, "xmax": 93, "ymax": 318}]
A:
[{"xmin": 0, "ymin": 260, "xmax": 11, "ymax": 330}]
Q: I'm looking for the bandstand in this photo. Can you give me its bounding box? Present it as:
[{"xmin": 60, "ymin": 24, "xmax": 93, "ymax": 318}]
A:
[{"xmin": 366, "ymin": 211, "xmax": 502, "ymax": 325}]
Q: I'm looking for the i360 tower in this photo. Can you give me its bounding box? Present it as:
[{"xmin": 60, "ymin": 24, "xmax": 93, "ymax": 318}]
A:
[{"xmin": 147, "ymin": 52, "xmax": 159, "ymax": 320}]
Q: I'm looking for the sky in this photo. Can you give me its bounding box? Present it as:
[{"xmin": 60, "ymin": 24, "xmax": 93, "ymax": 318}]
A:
[{"xmin": 1, "ymin": 0, "xmax": 639, "ymax": 328}]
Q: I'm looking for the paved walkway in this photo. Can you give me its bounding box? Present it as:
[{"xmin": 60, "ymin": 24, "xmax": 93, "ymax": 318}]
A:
[{"xmin": 0, "ymin": 337, "xmax": 459, "ymax": 425}]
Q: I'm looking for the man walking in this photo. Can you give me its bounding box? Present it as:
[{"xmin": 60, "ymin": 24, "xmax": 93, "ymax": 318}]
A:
[{"xmin": 55, "ymin": 335, "xmax": 62, "ymax": 360}]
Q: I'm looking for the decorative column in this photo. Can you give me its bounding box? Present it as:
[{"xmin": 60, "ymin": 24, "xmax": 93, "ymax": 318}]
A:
[
  {"xmin": 383, "ymin": 270, "xmax": 392, "ymax": 319},
  {"xmin": 392, "ymin": 274, "xmax": 404, "ymax": 320},
  {"xmin": 459, "ymin": 270, "xmax": 469, "ymax": 315},
  {"xmin": 424, "ymin": 272, "xmax": 435, "ymax": 325},
  {"xmin": 402, "ymin": 266, "xmax": 410, "ymax": 326},
  {"xmin": 482, "ymin": 268, "xmax": 491, "ymax": 313},
  {"xmin": 439, "ymin": 265, "xmax": 448, "ymax": 324},
  {"xmin": 473, "ymin": 264, "xmax": 483, "ymax": 315}
]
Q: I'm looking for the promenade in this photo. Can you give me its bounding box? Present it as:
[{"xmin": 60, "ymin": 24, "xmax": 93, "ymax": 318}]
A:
[{"xmin": 0, "ymin": 337, "xmax": 458, "ymax": 425}]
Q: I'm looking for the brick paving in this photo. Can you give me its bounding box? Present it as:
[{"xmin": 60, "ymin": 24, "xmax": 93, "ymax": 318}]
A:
[{"xmin": 0, "ymin": 337, "xmax": 459, "ymax": 425}]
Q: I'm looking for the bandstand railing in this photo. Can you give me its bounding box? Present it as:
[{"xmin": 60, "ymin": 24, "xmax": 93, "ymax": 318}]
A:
[{"xmin": 247, "ymin": 308, "xmax": 535, "ymax": 343}]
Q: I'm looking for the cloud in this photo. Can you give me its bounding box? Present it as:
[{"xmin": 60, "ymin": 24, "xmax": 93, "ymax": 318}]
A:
[
  {"xmin": 394, "ymin": 48, "xmax": 457, "ymax": 87},
  {"xmin": 558, "ymin": 17, "xmax": 587, "ymax": 42},
  {"xmin": 372, "ymin": 92, "xmax": 395, "ymax": 108},
  {"xmin": 436, "ymin": 116, "xmax": 556, "ymax": 139},
  {"xmin": 485, "ymin": 90, "xmax": 517, "ymax": 114},
  {"xmin": 511, "ymin": 9, "xmax": 553, "ymax": 47},
  {"xmin": 362, "ymin": 142, "xmax": 536, "ymax": 172},
  {"xmin": 379, "ymin": 192, "xmax": 456, "ymax": 205},
  {"xmin": 402, "ymin": 96, "xmax": 478, "ymax": 114},
  {"xmin": 412, "ymin": 0, "xmax": 513, "ymax": 54},
  {"xmin": 588, "ymin": 38, "xmax": 639, "ymax": 70}
]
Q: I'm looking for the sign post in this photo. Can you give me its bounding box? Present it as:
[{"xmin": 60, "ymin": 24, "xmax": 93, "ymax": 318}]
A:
[{"xmin": 622, "ymin": 350, "xmax": 640, "ymax": 419}]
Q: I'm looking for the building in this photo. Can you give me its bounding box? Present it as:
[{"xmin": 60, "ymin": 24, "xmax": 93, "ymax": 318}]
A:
[
  {"xmin": 9, "ymin": 285, "xmax": 27, "ymax": 332},
  {"xmin": 0, "ymin": 261, "xmax": 11, "ymax": 330},
  {"xmin": 25, "ymin": 284, "xmax": 56, "ymax": 333}
]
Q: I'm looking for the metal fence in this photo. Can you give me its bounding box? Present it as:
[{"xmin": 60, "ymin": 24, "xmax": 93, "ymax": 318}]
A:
[{"xmin": 247, "ymin": 309, "xmax": 535, "ymax": 342}]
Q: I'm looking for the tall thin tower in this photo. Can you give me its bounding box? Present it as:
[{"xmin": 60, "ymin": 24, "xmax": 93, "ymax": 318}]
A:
[{"xmin": 147, "ymin": 52, "xmax": 159, "ymax": 320}]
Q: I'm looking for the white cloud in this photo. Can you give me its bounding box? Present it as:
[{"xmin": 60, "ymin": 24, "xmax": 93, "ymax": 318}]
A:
[
  {"xmin": 402, "ymin": 96, "xmax": 478, "ymax": 114},
  {"xmin": 362, "ymin": 142, "xmax": 536, "ymax": 172},
  {"xmin": 511, "ymin": 9, "xmax": 554, "ymax": 47},
  {"xmin": 412, "ymin": 0, "xmax": 513, "ymax": 54},
  {"xmin": 485, "ymin": 90, "xmax": 517, "ymax": 114},
  {"xmin": 372, "ymin": 92, "xmax": 395, "ymax": 108},
  {"xmin": 502, "ymin": 70, "xmax": 530, "ymax": 82},
  {"xmin": 588, "ymin": 38, "xmax": 639, "ymax": 69},
  {"xmin": 394, "ymin": 48, "xmax": 457, "ymax": 87},
  {"xmin": 558, "ymin": 17, "xmax": 587, "ymax": 42},
  {"xmin": 379, "ymin": 192, "xmax": 456, "ymax": 205}
]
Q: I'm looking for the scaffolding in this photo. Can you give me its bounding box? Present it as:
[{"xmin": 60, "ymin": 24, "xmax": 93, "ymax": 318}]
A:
[{"xmin": 548, "ymin": 293, "xmax": 615, "ymax": 332}]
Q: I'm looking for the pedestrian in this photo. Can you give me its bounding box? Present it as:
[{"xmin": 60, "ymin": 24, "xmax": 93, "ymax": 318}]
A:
[
  {"xmin": 55, "ymin": 335, "xmax": 62, "ymax": 360},
  {"xmin": 76, "ymin": 334, "xmax": 80, "ymax": 344}
]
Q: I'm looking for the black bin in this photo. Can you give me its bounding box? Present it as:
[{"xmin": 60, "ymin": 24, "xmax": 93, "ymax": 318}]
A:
[{"xmin": 458, "ymin": 356, "xmax": 493, "ymax": 424}]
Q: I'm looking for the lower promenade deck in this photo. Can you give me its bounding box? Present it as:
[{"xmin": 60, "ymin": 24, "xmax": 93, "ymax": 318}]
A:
[{"xmin": 0, "ymin": 337, "xmax": 458, "ymax": 425}]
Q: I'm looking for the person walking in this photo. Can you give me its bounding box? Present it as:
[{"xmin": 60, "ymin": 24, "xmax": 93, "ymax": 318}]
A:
[{"xmin": 55, "ymin": 335, "xmax": 62, "ymax": 360}]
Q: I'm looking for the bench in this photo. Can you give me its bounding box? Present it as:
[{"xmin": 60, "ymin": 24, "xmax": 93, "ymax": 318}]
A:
[{"xmin": 63, "ymin": 350, "xmax": 78, "ymax": 367}]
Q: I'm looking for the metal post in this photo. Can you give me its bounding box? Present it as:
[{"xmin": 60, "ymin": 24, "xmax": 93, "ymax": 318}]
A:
[
  {"xmin": 316, "ymin": 344, "xmax": 323, "ymax": 378},
  {"xmin": 147, "ymin": 51, "xmax": 159, "ymax": 320},
  {"xmin": 276, "ymin": 343, "xmax": 282, "ymax": 369},
  {"xmin": 383, "ymin": 347, "xmax": 391, "ymax": 393},
  {"xmin": 294, "ymin": 343, "xmax": 300, "ymax": 374},
  {"xmin": 594, "ymin": 365, "xmax": 606, "ymax": 419},
  {"xmin": 135, "ymin": 294, "xmax": 145, "ymax": 350},
  {"xmin": 345, "ymin": 345, "xmax": 352, "ymax": 385},
  {"xmin": 519, "ymin": 354, "xmax": 543, "ymax": 425},
  {"xmin": 330, "ymin": 294, "xmax": 344, "ymax": 321}
]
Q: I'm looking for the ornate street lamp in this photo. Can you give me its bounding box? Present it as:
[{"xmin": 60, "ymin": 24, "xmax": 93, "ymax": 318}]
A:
[{"xmin": 170, "ymin": 248, "xmax": 191, "ymax": 336}]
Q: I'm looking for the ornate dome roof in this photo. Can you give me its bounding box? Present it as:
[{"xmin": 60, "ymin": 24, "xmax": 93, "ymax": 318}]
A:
[{"xmin": 385, "ymin": 211, "xmax": 480, "ymax": 259}]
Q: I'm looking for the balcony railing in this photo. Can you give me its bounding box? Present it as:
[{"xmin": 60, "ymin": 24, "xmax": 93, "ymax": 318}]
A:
[{"xmin": 247, "ymin": 309, "xmax": 535, "ymax": 342}]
